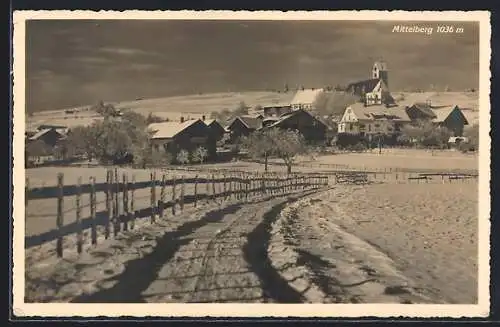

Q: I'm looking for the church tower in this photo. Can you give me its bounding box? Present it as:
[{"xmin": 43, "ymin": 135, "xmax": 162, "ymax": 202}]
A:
[{"xmin": 372, "ymin": 61, "xmax": 388, "ymax": 88}]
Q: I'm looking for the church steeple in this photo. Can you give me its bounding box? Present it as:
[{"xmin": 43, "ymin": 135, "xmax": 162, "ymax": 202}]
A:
[{"xmin": 372, "ymin": 60, "xmax": 388, "ymax": 88}]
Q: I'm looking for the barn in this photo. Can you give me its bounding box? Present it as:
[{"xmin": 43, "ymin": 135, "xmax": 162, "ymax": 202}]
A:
[
  {"xmin": 432, "ymin": 105, "xmax": 469, "ymax": 137},
  {"xmin": 405, "ymin": 103, "xmax": 469, "ymax": 136},
  {"xmin": 227, "ymin": 115, "xmax": 263, "ymax": 143},
  {"xmin": 262, "ymin": 109, "xmax": 329, "ymax": 144},
  {"xmin": 148, "ymin": 118, "xmax": 216, "ymax": 162},
  {"xmin": 28, "ymin": 128, "xmax": 66, "ymax": 147},
  {"xmin": 202, "ymin": 118, "xmax": 226, "ymax": 142}
]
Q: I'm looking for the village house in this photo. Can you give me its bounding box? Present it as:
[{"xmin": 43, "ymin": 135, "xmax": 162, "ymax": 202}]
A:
[
  {"xmin": 406, "ymin": 103, "xmax": 469, "ymax": 136},
  {"xmin": 338, "ymin": 102, "xmax": 412, "ymax": 137},
  {"xmin": 261, "ymin": 108, "xmax": 330, "ymax": 144},
  {"xmin": 345, "ymin": 61, "xmax": 395, "ymax": 106},
  {"xmin": 290, "ymin": 88, "xmax": 324, "ymax": 111},
  {"xmin": 27, "ymin": 127, "xmax": 67, "ymax": 147},
  {"xmin": 148, "ymin": 118, "xmax": 216, "ymax": 161},
  {"xmin": 226, "ymin": 115, "xmax": 263, "ymax": 143}
]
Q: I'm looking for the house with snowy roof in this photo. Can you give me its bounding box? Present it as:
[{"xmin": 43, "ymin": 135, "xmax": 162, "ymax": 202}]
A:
[
  {"xmin": 147, "ymin": 117, "xmax": 216, "ymax": 160},
  {"xmin": 290, "ymin": 88, "xmax": 324, "ymax": 111}
]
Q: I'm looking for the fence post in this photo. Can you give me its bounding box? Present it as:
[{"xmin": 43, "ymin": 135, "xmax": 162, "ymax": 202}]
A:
[
  {"xmin": 250, "ymin": 176, "xmax": 255, "ymax": 198},
  {"xmin": 212, "ymin": 174, "xmax": 216, "ymax": 202},
  {"xmin": 180, "ymin": 175, "xmax": 185, "ymax": 211},
  {"xmin": 113, "ymin": 169, "xmax": 120, "ymax": 237},
  {"xmin": 227, "ymin": 174, "xmax": 232, "ymax": 200},
  {"xmin": 159, "ymin": 174, "xmax": 166, "ymax": 217},
  {"xmin": 90, "ymin": 176, "xmax": 97, "ymax": 245},
  {"xmin": 122, "ymin": 173, "xmax": 129, "ymax": 232},
  {"xmin": 205, "ymin": 174, "xmax": 210, "ymax": 203},
  {"xmin": 245, "ymin": 175, "xmax": 249, "ymax": 202},
  {"xmin": 56, "ymin": 173, "xmax": 64, "ymax": 258},
  {"xmin": 150, "ymin": 171, "xmax": 156, "ymax": 224},
  {"xmin": 171, "ymin": 176, "xmax": 177, "ymax": 215},
  {"xmin": 105, "ymin": 170, "xmax": 111, "ymax": 239},
  {"xmin": 76, "ymin": 176, "xmax": 83, "ymax": 254},
  {"xmin": 25, "ymin": 177, "xmax": 29, "ymax": 207},
  {"xmin": 262, "ymin": 174, "xmax": 267, "ymax": 195},
  {"xmin": 130, "ymin": 174, "xmax": 136, "ymax": 230},
  {"xmin": 194, "ymin": 175, "xmax": 198, "ymax": 207},
  {"xmin": 223, "ymin": 174, "xmax": 227, "ymax": 201}
]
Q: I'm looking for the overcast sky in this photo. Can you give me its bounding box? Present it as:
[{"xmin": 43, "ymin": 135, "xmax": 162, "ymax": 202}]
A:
[{"xmin": 26, "ymin": 20, "xmax": 479, "ymax": 112}]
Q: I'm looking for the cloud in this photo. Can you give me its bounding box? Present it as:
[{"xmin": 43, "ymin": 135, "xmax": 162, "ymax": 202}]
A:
[
  {"xmin": 74, "ymin": 56, "xmax": 113, "ymax": 64},
  {"xmin": 297, "ymin": 55, "xmax": 322, "ymax": 65},
  {"xmin": 127, "ymin": 63, "xmax": 161, "ymax": 72},
  {"xmin": 98, "ymin": 46, "xmax": 161, "ymax": 57}
]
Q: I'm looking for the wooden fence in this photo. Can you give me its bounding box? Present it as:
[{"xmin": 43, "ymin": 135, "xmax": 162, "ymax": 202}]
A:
[
  {"xmin": 331, "ymin": 170, "xmax": 478, "ymax": 185},
  {"xmin": 25, "ymin": 169, "xmax": 329, "ymax": 258}
]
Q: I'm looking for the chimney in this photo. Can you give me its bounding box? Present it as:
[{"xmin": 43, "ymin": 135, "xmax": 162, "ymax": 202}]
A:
[
  {"xmin": 180, "ymin": 116, "xmax": 185, "ymax": 123},
  {"xmin": 202, "ymin": 115, "xmax": 206, "ymax": 121}
]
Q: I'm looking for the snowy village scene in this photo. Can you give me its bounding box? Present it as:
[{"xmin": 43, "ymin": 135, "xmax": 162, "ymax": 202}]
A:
[{"xmin": 14, "ymin": 11, "xmax": 490, "ymax": 317}]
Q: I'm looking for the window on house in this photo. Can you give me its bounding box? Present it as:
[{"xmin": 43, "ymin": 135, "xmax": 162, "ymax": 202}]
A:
[
  {"xmin": 374, "ymin": 124, "xmax": 380, "ymax": 128},
  {"xmin": 349, "ymin": 124, "xmax": 353, "ymax": 131},
  {"xmin": 368, "ymin": 124, "xmax": 371, "ymax": 132}
]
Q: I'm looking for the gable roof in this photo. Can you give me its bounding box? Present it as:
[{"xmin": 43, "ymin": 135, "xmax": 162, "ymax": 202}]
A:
[
  {"xmin": 346, "ymin": 103, "xmax": 411, "ymax": 122},
  {"xmin": 204, "ymin": 119, "xmax": 226, "ymax": 130},
  {"xmin": 409, "ymin": 102, "xmax": 437, "ymax": 119},
  {"xmin": 232, "ymin": 115, "xmax": 262, "ymax": 130},
  {"xmin": 148, "ymin": 119, "xmax": 203, "ymax": 139},
  {"xmin": 346, "ymin": 79, "xmax": 381, "ymax": 93},
  {"xmin": 290, "ymin": 88, "xmax": 323, "ymax": 105},
  {"xmin": 37, "ymin": 124, "xmax": 67, "ymax": 130},
  {"xmin": 203, "ymin": 119, "xmax": 218, "ymax": 126},
  {"xmin": 432, "ymin": 105, "xmax": 468, "ymax": 124},
  {"xmin": 265, "ymin": 108, "xmax": 329, "ymax": 129},
  {"xmin": 29, "ymin": 128, "xmax": 65, "ymax": 141}
]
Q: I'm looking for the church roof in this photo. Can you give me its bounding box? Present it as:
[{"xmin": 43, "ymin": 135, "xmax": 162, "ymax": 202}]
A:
[{"xmin": 346, "ymin": 78, "xmax": 380, "ymax": 93}]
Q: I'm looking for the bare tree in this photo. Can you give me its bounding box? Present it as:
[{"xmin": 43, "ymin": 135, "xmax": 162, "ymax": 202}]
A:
[
  {"xmin": 192, "ymin": 146, "xmax": 208, "ymax": 164},
  {"xmin": 176, "ymin": 149, "xmax": 190, "ymax": 165}
]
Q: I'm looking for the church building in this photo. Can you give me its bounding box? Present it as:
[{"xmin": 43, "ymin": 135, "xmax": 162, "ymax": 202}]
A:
[{"xmin": 345, "ymin": 61, "xmax": 395, "ymax": 106}]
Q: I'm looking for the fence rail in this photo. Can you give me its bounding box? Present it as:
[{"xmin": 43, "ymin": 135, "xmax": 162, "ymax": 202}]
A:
[
  {"xmin": 25, "ymin": 169, "xmax": 329, "ymax": 258},
  {"xmin": 331, "ymin": 170, "xmax": 478, "ymax": 185}
]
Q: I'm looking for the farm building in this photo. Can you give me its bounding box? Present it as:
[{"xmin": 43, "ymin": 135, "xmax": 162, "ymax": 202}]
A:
[
  {"xmin": 27, "ymin": 128, "xmax": 67, "ymax": 147},
  {"xmin": 406, "ymin": 103, "xmax": 469, "ymax": 136},
  {"xmin": 430, "ymin": 105, "xmax": 469, "ymax": 137},
  {"xmin": 290, "ymin": 88, "xmax": 324, "ymax": 111},
  {"xmin": 227, "ymin": 115, "xmax": 263, "ymax": 143},
  {"xmin": 148, "ymin": 118, "xmax": 216, "ymax": 161},
  {"xmin": 338, "ymin": 102, "xmax": 411, "ymax": 137},
  {"xmin": 202, "ymin": 116, "xmax": 226, "ymax": 142},
  {"xmin": 345, "ymin": 61, "xmax": 395, "ymax": 106},
  {"xmin": 262, "ymin": 108, "xmax": 330, "ymax": 144},
  {"xmin": 405, "ymin": 102, "xmax": 437, "ymax": 121}
]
